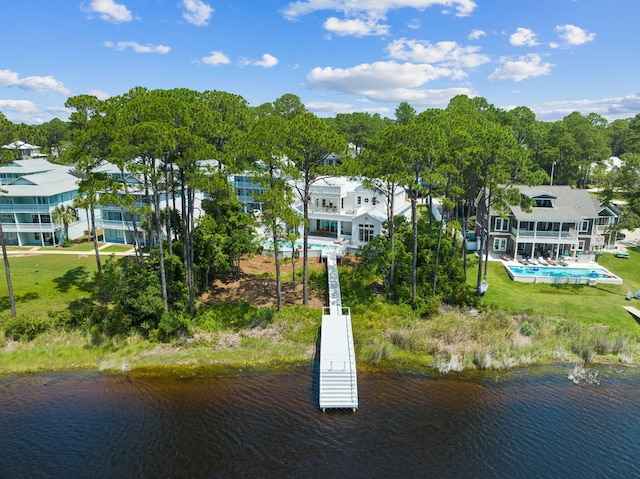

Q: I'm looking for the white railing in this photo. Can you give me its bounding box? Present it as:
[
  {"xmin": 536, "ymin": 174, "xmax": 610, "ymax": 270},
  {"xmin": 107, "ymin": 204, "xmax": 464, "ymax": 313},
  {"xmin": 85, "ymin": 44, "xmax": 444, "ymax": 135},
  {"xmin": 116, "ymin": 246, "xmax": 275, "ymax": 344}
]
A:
[{"xmin": 511, "ymin": 227, "xmax": 577, "ymax": 240}]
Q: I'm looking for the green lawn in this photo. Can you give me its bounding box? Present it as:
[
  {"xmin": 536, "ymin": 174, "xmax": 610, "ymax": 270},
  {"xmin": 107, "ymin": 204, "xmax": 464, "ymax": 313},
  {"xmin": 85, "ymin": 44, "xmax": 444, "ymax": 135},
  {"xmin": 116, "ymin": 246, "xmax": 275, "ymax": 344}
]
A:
[
  {"xmin": 101, "ymin": 244, "xmax": 135, "ymax": 253},
  {"xmin": 0, "ymin": 254, "xmax": 99, "ymax": 319},
  {"xmin": 469, "ymin": 246, "xmax": 640, "ymax": 334}
]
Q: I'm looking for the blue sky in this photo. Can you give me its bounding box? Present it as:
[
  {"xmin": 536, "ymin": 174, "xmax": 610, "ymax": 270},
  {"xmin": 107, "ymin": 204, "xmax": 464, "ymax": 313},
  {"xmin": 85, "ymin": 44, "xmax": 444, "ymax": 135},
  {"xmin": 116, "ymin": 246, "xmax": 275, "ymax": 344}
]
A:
[{"xmin": 2, "ymin": 0, "xmax": 639, "ymax": 124}]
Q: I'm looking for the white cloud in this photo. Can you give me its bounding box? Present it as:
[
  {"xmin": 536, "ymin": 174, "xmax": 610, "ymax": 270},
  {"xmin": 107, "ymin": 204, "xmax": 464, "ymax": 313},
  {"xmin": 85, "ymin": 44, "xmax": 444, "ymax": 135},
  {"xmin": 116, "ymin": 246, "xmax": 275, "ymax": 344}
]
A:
[
  {"xmin": 468, "ymin": 29, "xmax": 486, "ymax": 40},
  {"xmin": 537, "ymin": 93, "xmax": 640, "ymax": 120},
  {"xmin": 104, "ymin": 41, "xmax": 171, "ymax": 54},
  {"xmin": 282, "ymin": 0, "xmax": 477, "ymax": 20},
  {"xmin": 0, "ymin": 99, "xmax": 38, "ymax": 114},
  {"xmin": 407, "ymin": 19, "xmax": 421, "ymax": 30},
  {"xmin": 555, "ymin": 24, "xmax": 595, "ymax": 46},
  {"xmin": 306, "ymin": 60, "xmax": 472, "ymax": 106},
  {"xmin": 87, "ymin": 89, "xmax": 111, "ymax": 100},
  {"xmin": 363, "ymin": 87, "xmax": 476, "ymax": 105},
  {"xmin": 306, "ymin": 101, "xmax": 354, "ymax": 114},
  {"xmin": 182, "ymin": 0, "xmax": 214, "ymax": 26},
  {"xmin": 510, "ymin": 27, "xmax": 539, "ymax": 47},
  {"xmin": 254, "ymin": 54, "xmax": 279, "ymax": 68},
  {"xmin": 488, "ymin": 54, "xmax": 554, "ymax": 82},
  {"xmin": 200, "ymin": 51, "xmax": 231, "ymax": 65},
  {"xmin": 283, "ymin": 0, "xmax": 476, "ymax": 37},
  {"xmin": 324, "ymin": 16, "xmax": 390, "ymax": 37},
  {"xmin": 0, "ymin": 69, "xmax": 71, "ymax": 95},
  {"xmin": 83, "ymin": 0, "xmax": 132, "ymax": 23},
  {"xmin": 308, "ymin": 61, "xmax": 452, "ymax": 93},
  {"xmin": 387, "ymin": 38, "xmax": 490, "ymax": 69}
]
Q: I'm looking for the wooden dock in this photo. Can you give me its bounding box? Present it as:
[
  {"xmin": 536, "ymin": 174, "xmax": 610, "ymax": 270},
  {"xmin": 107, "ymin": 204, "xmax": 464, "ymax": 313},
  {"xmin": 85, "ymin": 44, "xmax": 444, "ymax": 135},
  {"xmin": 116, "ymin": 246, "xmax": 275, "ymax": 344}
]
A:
[
  {"xmin": 319, "ymin": 250, "xmax": 358, "ymax": 412},
  {"xmin": 622, "ymin": 305, "xmax": 640, "ymax": 321}
]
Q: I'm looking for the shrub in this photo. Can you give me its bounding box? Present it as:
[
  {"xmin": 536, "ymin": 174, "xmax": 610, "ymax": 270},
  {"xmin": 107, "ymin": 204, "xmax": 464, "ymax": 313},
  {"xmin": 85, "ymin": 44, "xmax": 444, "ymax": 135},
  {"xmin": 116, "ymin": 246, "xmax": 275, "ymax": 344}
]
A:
[
  {"xmin": 520, "ymin": 321, "xmax": 536, "ymax": 337},
  {"xmin": 4, "ymin": 314, "xmax": 54, "ymax": 340},
  {"xmin": 360, "ymin": 339, "xmax": 391, "ymax": 365},
  {"xmin": 158, "ymin": 311, "xmax": 191, "ymax": 340}
]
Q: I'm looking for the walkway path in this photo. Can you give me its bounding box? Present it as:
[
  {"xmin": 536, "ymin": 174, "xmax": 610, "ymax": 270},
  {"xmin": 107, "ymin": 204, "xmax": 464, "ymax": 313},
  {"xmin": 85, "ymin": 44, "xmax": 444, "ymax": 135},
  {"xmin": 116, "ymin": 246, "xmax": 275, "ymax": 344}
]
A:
[
  {"xmin": 5, "ymin": 243, "xmax": 137, "ymax": 256},
  {"xmin": 319, "ymin": 250, "xmax": 358, "ymax": 412}
]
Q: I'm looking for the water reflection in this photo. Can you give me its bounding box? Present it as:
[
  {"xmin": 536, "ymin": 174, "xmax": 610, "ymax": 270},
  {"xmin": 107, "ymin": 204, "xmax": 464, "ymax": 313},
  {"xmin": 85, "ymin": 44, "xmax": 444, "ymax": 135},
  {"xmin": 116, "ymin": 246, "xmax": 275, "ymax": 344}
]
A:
[{"xmin": 1, "ymin": 365, "xmax": 639, "ymax": 478}]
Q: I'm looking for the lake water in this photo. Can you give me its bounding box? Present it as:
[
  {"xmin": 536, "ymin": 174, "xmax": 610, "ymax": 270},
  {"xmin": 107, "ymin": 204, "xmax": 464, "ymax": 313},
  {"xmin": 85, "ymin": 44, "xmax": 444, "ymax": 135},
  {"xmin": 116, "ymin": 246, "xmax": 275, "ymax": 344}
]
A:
[{"xmin": 1, "ymin": 364, "xmax": 639, "ymax": 478}]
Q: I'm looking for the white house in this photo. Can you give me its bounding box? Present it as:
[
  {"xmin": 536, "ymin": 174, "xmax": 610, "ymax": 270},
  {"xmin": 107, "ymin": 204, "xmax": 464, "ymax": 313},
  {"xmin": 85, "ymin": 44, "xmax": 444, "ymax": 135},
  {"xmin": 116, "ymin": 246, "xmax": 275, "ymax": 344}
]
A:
[{"xmin": 292, "ymin": 176, "xmax": 411, "ymax": 249}]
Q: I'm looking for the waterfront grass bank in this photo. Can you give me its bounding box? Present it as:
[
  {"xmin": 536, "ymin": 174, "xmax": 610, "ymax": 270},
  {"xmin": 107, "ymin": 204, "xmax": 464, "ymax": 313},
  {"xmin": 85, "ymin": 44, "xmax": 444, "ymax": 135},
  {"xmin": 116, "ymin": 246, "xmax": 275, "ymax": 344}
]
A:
[{"xmin": 1, "ymin": 249, "xmax": 640, "ymax": 374}]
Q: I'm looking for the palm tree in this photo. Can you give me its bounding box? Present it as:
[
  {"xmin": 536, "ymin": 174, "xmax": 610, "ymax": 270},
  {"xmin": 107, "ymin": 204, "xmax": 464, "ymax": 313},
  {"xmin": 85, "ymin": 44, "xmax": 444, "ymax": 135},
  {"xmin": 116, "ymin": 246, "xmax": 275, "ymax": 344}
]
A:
[{"xmin": 52, "ymin": 204, "xmax": 78, "ymax": 243}]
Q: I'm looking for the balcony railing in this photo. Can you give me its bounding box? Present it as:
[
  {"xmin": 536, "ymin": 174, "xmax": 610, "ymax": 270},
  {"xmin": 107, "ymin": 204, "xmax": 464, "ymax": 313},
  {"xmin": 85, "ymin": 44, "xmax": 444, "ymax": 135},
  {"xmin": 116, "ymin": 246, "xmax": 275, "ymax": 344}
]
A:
[
  {"xmin": 511, "ymin": 227, "xmax": 577, "ymax": 240},
  {"xmin": 1, "ymin": 223, "xmax": 56, "ymax": 233},
  {"xmin": 0, "ymin": 205, "xmax": 52, "ymax": 213}
]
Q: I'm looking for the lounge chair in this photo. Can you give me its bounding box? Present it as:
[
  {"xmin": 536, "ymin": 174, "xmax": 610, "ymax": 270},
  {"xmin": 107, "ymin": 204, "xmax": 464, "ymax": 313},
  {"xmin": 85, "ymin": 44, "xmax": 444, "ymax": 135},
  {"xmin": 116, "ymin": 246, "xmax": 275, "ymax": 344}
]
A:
[
  {"xmin": 635, "ymin": 290, "xmax": 640, "ymax": 300},
  {"xmin": 615, "ymin": 251, "xmax": 630, "ymax": 259},
  {"xmin": 528, "ymin": 257, "xmax": 539, "ymax": 265},
  {"xmin": 538, "ymin": 256, "xmax": 549, "ymax": 266},
  {"xmin": 626, "ymin": 292, "xmax": 633, "ymax": 301},
  {"xmin": 547, "ymin": 257, "xmax": 557, "ymax": 266}
]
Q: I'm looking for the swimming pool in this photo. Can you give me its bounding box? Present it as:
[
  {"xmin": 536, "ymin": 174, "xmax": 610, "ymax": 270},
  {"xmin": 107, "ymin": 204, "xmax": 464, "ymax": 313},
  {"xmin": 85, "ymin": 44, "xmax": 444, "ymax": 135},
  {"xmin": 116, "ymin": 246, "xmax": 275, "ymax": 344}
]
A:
[
  {"xmin": 263, "ymin": 239, "xmax": 338, "ymax": 250},
  {"xmin": 261, "ymin": 238, "xmax": 343, "ymax": 258},
  {"xmin": 504, "ymin": 264, "xmax": 623, "ymax": 285}
]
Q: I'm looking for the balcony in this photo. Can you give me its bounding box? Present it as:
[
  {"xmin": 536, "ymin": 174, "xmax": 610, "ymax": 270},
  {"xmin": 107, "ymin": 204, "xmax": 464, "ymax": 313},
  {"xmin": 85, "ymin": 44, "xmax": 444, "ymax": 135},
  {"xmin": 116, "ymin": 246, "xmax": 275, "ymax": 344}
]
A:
[
  {"xmin": 511, "ymin": 227, "xmax": 577, "ymax": 241},
  {"xmin": 1, "ymin": 223, "xmax": 56, "ymax": 233}
]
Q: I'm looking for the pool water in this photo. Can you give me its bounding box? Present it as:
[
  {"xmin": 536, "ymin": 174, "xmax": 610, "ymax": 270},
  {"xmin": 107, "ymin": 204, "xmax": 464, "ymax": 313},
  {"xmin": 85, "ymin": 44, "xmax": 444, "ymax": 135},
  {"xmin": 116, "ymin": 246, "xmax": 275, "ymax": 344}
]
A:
[
  {"xmin": 263, "ymin": 239, "xmax": 338, "ymax": 250},
  {"xmin": 505, "ymin": 264, "xmax": 622, "ymax": 285}
]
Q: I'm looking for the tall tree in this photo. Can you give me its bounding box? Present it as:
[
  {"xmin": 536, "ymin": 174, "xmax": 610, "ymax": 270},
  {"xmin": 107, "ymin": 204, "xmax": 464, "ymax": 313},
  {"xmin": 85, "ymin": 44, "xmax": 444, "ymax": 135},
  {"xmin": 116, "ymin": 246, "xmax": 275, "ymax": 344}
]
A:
[
  {"xmin": 394, "ymin": 101, "xmax": 416, "ymax": 125},
  {"xmin": 65, "ymin": 94, "xmax": 110, "ymax": 274},
  {"xmin": 287, "ymin": 112, "xmax": 346, "ymax": 304}
]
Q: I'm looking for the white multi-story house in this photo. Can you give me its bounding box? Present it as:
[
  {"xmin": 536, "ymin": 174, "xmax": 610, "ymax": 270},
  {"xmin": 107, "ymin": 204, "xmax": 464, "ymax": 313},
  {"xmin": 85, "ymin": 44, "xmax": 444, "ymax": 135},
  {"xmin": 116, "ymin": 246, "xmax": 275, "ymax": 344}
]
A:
[
  {"xmin": 0, "ymin": 158, "xmax": 85, "ymax": 246},
  {"xmin": 292, "ymin": 176, "xmax": 411, "ymax": 248},
  {"xmin": 1, "ymin": 141, "xmax": 47, "ymax": 160},
  {"xmin": 476, "ymin": 185, "xmax": 621, "ymax": 260}
]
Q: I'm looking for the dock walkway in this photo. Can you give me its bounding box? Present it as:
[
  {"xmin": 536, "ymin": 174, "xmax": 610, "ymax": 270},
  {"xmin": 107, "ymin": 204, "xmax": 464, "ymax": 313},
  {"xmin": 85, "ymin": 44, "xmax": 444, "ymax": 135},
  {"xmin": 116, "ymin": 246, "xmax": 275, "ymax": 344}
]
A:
[{"xmin": 319, "ymin": 250, "xmax": 358, "ymax": 411}]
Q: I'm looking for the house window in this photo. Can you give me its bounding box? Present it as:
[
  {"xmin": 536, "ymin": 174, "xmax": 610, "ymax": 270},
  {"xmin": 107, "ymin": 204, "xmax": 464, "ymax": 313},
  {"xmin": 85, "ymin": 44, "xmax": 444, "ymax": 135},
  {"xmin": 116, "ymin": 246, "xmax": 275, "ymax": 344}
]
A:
[
  {"xmin": 578, "ymin": 240, "xmax": 585, "ymax": 251},
  {"xmin": 493, "ymin": 238, "xmax": 507, "ymax": 251},
  {"xmin": 319, "ymin": 220, "xmax": 337, "ymax": 233},
  {"xmin": 580, "ymin": 221, "xmax": 589, "ymax": 232},
  {"xmin": 359, "ymin": 224, "xmax": 375, "ymax": 243},
  {"xmin": 364, "ymin": 197, "xmax": 369, "ymax": 203},
  {"xmin": 40, "ymin": 215, "xmax": 51, "ymax": 224},
  {"xmin": 495, "ymin": 217, "xmax": 508, "ymax": 231},
  {"xmin": 357, "ymin": 196, "xmax": 362, "ymax": 205},
  {"xmin": 322, "ymin": 199, "xmax": 326, "ymax": 207}
]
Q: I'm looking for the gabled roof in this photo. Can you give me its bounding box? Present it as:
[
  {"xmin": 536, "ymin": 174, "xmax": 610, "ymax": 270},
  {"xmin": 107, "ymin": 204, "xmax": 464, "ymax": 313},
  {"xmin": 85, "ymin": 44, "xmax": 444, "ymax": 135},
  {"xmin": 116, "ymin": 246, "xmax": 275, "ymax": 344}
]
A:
[
  {"xmin": 0, "ymin": 158, "xmax": 67, "ymax": 175},
  {"xmin": 2, "ymin": 141, "xmax": 39, "ymax": 150},
  {"xmin": 497, "ymin": 185, "xmax": 605, "ymax": 220},
  {"xmin": 0, "ymin": 158, "xmax": 78, "ymax": 197}
]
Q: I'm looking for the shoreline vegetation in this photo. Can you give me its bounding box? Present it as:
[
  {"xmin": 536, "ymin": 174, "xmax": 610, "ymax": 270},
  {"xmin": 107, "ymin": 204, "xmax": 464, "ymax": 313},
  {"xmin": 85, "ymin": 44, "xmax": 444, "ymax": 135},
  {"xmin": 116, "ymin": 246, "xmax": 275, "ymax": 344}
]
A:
[{"xmin": 1, "ymin": 246, "xmax": 639, "ymax": 376}]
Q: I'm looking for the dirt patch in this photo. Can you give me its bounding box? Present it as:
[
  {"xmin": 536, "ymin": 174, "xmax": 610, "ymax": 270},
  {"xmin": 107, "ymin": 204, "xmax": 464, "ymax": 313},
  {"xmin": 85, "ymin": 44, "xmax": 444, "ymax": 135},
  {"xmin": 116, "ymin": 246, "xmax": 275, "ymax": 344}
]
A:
[{"xmin": 201, "ymin": 254, "xmax": 327, "ymax": 308}]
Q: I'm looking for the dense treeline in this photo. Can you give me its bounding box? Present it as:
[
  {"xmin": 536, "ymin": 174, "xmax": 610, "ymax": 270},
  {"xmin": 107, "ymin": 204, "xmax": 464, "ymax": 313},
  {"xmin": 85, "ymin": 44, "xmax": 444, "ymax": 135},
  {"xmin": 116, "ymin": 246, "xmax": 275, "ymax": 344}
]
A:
[{"xmin": 1, "ymin": 90, "xmax": 640, "ymax": 340}]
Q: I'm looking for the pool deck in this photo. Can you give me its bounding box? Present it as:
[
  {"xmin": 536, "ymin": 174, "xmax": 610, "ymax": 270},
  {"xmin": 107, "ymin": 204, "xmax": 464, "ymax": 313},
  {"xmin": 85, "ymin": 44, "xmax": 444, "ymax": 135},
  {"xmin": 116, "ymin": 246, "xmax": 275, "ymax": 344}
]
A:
[{"xmin": 501, "ymin": 260, "xmax": 623, "ymax": 285}]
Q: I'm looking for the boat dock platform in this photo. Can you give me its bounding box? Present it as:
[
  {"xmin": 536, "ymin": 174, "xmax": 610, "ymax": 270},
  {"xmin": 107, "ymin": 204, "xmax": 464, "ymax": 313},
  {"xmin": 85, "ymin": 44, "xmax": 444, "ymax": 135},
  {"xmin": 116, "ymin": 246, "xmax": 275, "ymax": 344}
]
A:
[
  {"xmin": 319, "ymin": 250, "xmax": 358, "ymax": 412},
  {"xmin": 622, "ymin": 305, "xmax": 640, "ymax": 321}
]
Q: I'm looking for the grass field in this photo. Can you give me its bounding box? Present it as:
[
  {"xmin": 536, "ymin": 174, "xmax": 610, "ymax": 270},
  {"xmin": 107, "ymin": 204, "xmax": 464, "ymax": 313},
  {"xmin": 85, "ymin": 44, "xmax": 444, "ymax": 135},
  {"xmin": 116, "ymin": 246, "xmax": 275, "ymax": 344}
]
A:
[
  {"xmin": 1, "ymin": 246, "xmax": 639, "ymax": 374},
  {"xmin": 466, "ymin": 247, "xmax": 640, "ymax": 334},
  {"xmin": 0, "ymin": 254, "xmax": 99, "ymax": 318}
]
